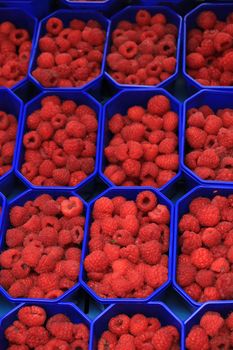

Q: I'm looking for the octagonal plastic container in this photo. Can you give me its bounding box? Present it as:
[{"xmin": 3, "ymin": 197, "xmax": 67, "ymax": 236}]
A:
[
  {"xmin": 0, "ymin": 88, "xmax": 23, "ymax": 193},
  {"xmin": 59, "ymin": 0, "xmax": 124, "ymax": 16},
  {"xmin": 173, "ymin": 185, "xmax": 233, "ymax": 308},
  {"xmin": 0, "ymin": 301, "xmax": 91, "ymax": 349},
  {"xmin": 183, "ymin": 3, "xmax": 233, "ymax": 91},
  {"xmin": 29, "ymin": 10, "xmax": 110, "ymax": 92},
  {"xmin": 0, "ymin": 188, "xmax": 87, "ymax": 303},
  {"xmin": 0, "ymin": 8, "xmax": 38, "ymax": 91},
  {"xmin": 0, "ymin": 0, "xmax": 50, "ymax": 18},
  {"xmin": 99, "ymin": 88, "xmax": 182, "ymax": 192},
  {"xmin": 91, "ymin": 302, "xmax": 183, "ymax": 349},
  {"xmin": 80, "ymin": 186, "xmax": 174, "ymax": 304},
  {"xmin": 15, "ymin": 90, "xmax": 102, "ymax": 191},
  {"xmin": 183, "ymin": 301, "xmax": 233, "ymax": 349},
  {"xmin": 104, "ymin": 5, "xmax": 182, "ymax": 90},
  {"xmin": 182, "ymin": 89, "xmax": 233, "ymax": 187}
]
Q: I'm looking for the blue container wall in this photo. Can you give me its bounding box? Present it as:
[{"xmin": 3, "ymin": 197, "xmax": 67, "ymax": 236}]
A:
[
  {"xmin": 80, "ymin": 187, "xmax": 174, "ymax": 304},
  {"xmin": 15, "ymin": 90, "xmax": 102, "ymax": 191},
  {"xmin": 105, "ymin": 5, "xmax": 182, "ymax": 90},
  {"xmin": 0, "ymin": 188, "xmax": 87, "ymax": 303},
  {"xmin": 29, "ymin": 10, "xmax": 110, "ymax": 92},
  {"xmin": 173, "ymin": 185, "xmax": 233, "ymax": 308},
  {"xmin": 0, "ymin": 0, "xmax": 51, "ymax": 18},
  {"xmin": 100, "ymin": 88, "xmax": 182, "ymax": 192},
  {"xmin": 182, "ymin": 89, "xmax": 233, "ymax": 187}
]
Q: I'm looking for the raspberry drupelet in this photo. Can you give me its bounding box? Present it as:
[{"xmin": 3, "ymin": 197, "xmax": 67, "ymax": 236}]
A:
[
  {"xmin": 4, "ymin": 305, "xmax": 90, "ymax": 348},
  {"xmin": 107, "ymin": 9, "xmax": 179, "ymax": 86},
  {"xmin": 185, "ymin": 104, "xmax": 233, "ymax": 182},
  {"xmin": 32, "ymin": 16, "xmax": 106, "ymax": 88},
  {"xmin": 186, "ymin": 310, "xmax": 233, "ymax": 350},
  {"xmin": 104, "ymin": 94, "xmax": 179, "ymax": 188},
  {"xmin": 186, "ymin": 9, "xmax": 233, "ymax": 86},
  {"xmin": 20, "ymin": 95, "xmax": 98, "ymax": 187},
  {"xmin": 84, "ymin": 190, "xmax": 171, "ymax": 299},
  {"xmin": 98, "ymin": 313, "xmax": 180, "ymax": 350},
  {"xmin": 0, "ymin": 21, "xmax": 32, "ymax": 88},
  {"xmin": 0, "ymin": 194, "xmax": 85, "ymax": 299},
  {"xmin": 177, "ymin": 193, "xmax": 233, "ymax": 302},
  {"xmin": 0, "ymin": 110, "xmax": 18, "ymax": 177}
]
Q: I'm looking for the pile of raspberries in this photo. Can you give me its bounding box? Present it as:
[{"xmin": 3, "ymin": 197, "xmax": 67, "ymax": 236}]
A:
[
  {"xmin": 104, "ymin": 94, "xmax": 179, "ymax": 187},
  {"xmin": 186, "ymin": 311, "xmax": 233, "ymax": 350},
  {"xmin": 185, "ymin": 104, "xmax": 233, "ymax": 182},
  {"xmin": 32, "ymin": 16, "xmax": 106, "ymax": 88},
  {"xmin": 177, "ymin": 193, "xmax": 233, "ymax": 302},
  {"xmin": 4, "ymin": 305, "xmax": 89, "ymax": 349},
  {"xmin": 0, "ymin": 110, "xmax": 17, "ymax": 178},
  {"xmin": 0, "ymin": 194, "xmax": 85, "ymax": 299},
  {"xmin": 84, "ymin": 190, "xmax": 170, "ymax": 299},
  {"xmin": 20, "ymin": 95, "xmax": 98, "ymax": 187},
  {"xmin": 186, "ymin": 10, "xmax": 233, "ymax": 86},
  {"xmin": 0, "ymin": 21, "xmax": 32, "ymax": 88},
  {"xmin": 98, "ymin": 313, "xmax": 180, "ymax": 350},
  {"xmin": 107, "ymin": 9, "xmax": 178, "ymax": 86}
]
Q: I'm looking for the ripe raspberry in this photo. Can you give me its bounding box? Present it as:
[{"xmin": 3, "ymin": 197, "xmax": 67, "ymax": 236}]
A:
[
  {"xmin": 196, "ymin": 204, "xmax": 220, "ymax": 227},
  {"xmin": 177, "ymin": 262, "xmax": 196, "ymax": 287},
  {"xmin": 216, "ymin": 272, "xmax": 233, "ymax": 299},
  {"xmin": 129, "ymin": 314, "xmax": 148, "ymax": 336},
  {"xmin": 147, "ymin": 95, "xmax": 170, "ymax": 115},
  {"xmin": 144, "ymin": 264, "xmax": 168, "ymax": 289},
  {"xmin": 18, "ymin": 306, "xmax": 46, "ymax": 327},
  {"xmin": 200, "ymin": 312, "xmax": 224, "ymax": 337},
  {"xmin": 152, "ymin": 327, "xmax": 173, "ymax": 350},
  {"xmin": 108, "ymin": 314, "xmax": 130, "ymax": 336},
  {"xmin": 136, "ymin": 191, "xmax": 157, "ymax": 212},
  {"xmin": 84, "ymin": 250, "xmax": 109, "ymax": 273},
  {"xmin": 191, "ymin": 248, "xmax": 213, "ymax": 269},
  {"xmin": 140, "ymin": 240, "xmax": 162, "ymax": 265},
  {"xmin": 185, "ymin": 326, "xmax": 209, "ymax": 350}
]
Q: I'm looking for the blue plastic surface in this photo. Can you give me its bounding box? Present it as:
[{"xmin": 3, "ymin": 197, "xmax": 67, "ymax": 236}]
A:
[
  {"xmin": 91, "ymin": 302, "xmax": 184, "ymax": 349},
  {"xmin": 173, "ymin": 185, "xmax": 233, "ymax": 308},
  {"xmin": 182, "ymin": 89, "xmax": 233, "ymax": 187},
  {"xmin": 0, "ymin": 192, "xmax": 7, "ymax": 231},
  {"xmin": 183, "ymin": 301, "xmax": 233, "ymax": 349},
  {"xmin": 15, "ymin": 90, "xmax": 102, "ymax": 191},
  {"xmin": 60, "ymin": 0, "xmax": 124, "ymax": 16},
  {"xmin": 29, "ymin": 10, "xmax": 110, "ymax": 92},
  {"xmin": 80, "ymin": 186, "xmax": 174, "ymax": 304},
  {"xmin": 104, "ymin": 5, "xmax": 182, "ymax": 90},
  {"xmin": 0, "ymin": 301, "xmax": 91, "ymax": 349},
  {"xmin": 183, "ymin": 3, "xmax": 233, "ymax": 91},
  {"xmin": 0, "ymin": 0, "xmax": 51, "ymax": 19},
  {"xmin": 0, "ymin": 8, "xmax": 38, "ymax": 91},
  {"xmin": 0, "ymin": 188, "xmax": 87, "ymax": 303},
  {"xmin": 0, "ymin": 88, "xmax": 23, "ymax": 193},
  {"xmin": 99, "ymin": 88, "xmax": 182, "ymax": 192}
]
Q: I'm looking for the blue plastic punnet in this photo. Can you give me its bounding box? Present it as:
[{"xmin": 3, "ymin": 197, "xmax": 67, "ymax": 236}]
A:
[
  {"xmin": 104, "ymin": 5, "xmax": 182, "ymax": 90},
  {"xmin": 0, "ymin": 301, "xmax": 91, "ymax": 349},
  {"xmin": 80, "ymin": 186, "xmax": 174, "ymax": 304},
  {"xmin": 59, "ymin": 0, "xmax": 124, "ymax": 16},
  {"xmin": 99, "ymin": 88, "xmax": 182, "ymax": 192},
  {"xmin": 0, "ymin": 0, "xmax": 51, "ymax": 18},
  {"xmin": 29, "ymin": 10, "xmax": 110, "ymax": 92},
  {"xmin": 183, "ymin": 3, "xmax": 233, "ymax": 91},
  {"xmin": 91, "ymin": 302, "xmax": 183, "ymax": 349},
  {"xmin": 0, "ymin": 88, "xmax": 23, "ymax": 193},
  {"xmin": 15, "ymin": 90, "xmax": 102, "ymax": 191},
  {"xmin": 182, "ymin": 89, "xmax": 233, "ymax": 187},
  {"xmin": 0, "ymin": 8, "xmax": 37, "ymax": 91},
  {"xmin": 173, "ymin": 185, "xmax": 233, "ymax": 308},
  {"xmin": 0, "ymin": 188, "xmax": 87, "ymax": 303},
  {"xmin": 183, "ymin": 301, "xmax": 233, "ymax": 349}
]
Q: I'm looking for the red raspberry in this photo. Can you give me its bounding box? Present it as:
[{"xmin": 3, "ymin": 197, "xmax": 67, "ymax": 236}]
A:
[
  {"xmin": 10, "ymin": 206, "xmax": 29, "ymax": 227},
  {"xmin": 25, "ymin": 326, "xmax": 49, "ymax": 348},
  {"xmin": 49, "ymin": 321, "xmax": 74, "ymax": 342},
  {"xmin": 187, "ymin": 53, "xmax": 205, "ymax": 69},
  {"xmin": 197, "ymin": 149, "xmax": 220, "ymax": 169},
  {"xmin": 148, "ymin": 204, "xmax": 170, "ymax": 225},
  {"xmin": 84, "ymin": 250, "xmax": 109, "ymax": 273},
  {"xmin": 180, "ymin": 231, "xmax": 202, "ymax": 254},
  {"xmin": 5, "ymin": 320, "xmax": 27, "ymax": 345},
  {"xmin": 200, "ymin": 312, "xmax": 224, "ymax": 337},
  {"xmin": 136, "ymin": 191, "xmax": 157, "ymax": 212},
  {"xmin": 120, "ymin": 244, "xmax": 139, "ymax": 264},
  {"xmin": 52, "ymin": 168, "xmax": 70, "ymax": 186},
  {"xmin": 191, "ymin": 247, "xmax": 213, "ymax": 269},
  {"xmin": 140, "ymin": 240, "xmax": 162, "ymax": 265},
  {"xmin": 186, "ymin": 127, "xmax": 207, "ymax": 149},
  {"xmin": 185, "ymin": 326, "xmax": 209, "ymax": 350},
  {"xmin": 147, "ymin": 95, "xmax": 170, "ymax": 115},
  {"xmin": 177, "ymin": 262, "xmax": 196, "ymax": 287},
  {"xmin": 108, "ymin": 314, "xmax": 130, "ymax": 336},
  {"xmin": 152, "ymin": 327, "xmax": 173, "ymax": 350},
  {"xmin": 18, "ymin": 306, "xmax": 46, "ymax": 327},
  {"xmin": 184, "ymin": 283, "xmax": 202, "ymax": 301},
  {"xmin": 129, "ymin": 314, "xmax": 148, "ymax": 336},
  {"xmin": 37, "ymin": 272, "xmax": 60, "ymax": 293},
  {"xmin": 196, "ymin": 204, "xmax": 220, "ymax": 227},
  {"xmin": 202, "ymin": 227, "xmax": 221, "ymax": 247},
  {"xmin": 195, "ymin": 269, "xmax": 214, "ymax": 288},
  {"xmin": 216, "ymin": 272, "xmax": 233, "ymax": 299},
  {"xmin": 144, "ymin": 264, "xmax": 168, "ymax": 289}
]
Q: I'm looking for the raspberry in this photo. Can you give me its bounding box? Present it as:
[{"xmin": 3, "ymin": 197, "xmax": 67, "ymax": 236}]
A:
[
  {"xmin": 10, "ymin": 206, "xmax": 29, "ymax": 227},
  {"xmin": 84, "ymin": 250, "xmax": 109, "ymax": 273},
  {"xmin": 129, "ymin": 314, "xmax": 148, "ymax": 336},
  {"xmin": 196, "ymin": 204, "xmax": 220, "ymax": 227},
  {"xmin": 52, "ymin": 168, "xmax": 70, "ymax": 186},
  {"xmin": 147, "ymin": 95, "xmax": 170, "ymax": 116},
  {"xmin": 148, "ymin": 204, "xmax": 170, "ymax": 225},
  {"xmin": 202, "ymin": 227, "xmax": 221, "ymax": 247},
  {"xmin": 180, "ymin": 231, "xmax": 202, "ymax": 254},
  {"xmin": 5, "ymin": 321, "xmax": 27, "ymax": 345},
  {"xmin": 144, "ymin": 264, "xmax": 168, "ymax": 289},
  {"xmin": 60, "ymin": 196, "xmax": 83, "ymax": 218},
  {"xmin": 184, "ymin": 283, "xmax": 202, "ymax": 301},
  {"xmin": 25, "ymin": 326, "xmax": 49, "ymax": 348},
  {"xmin": 177, "ymin": 262, "xmax": 196, "ymax": 287},
  {"xmin": 18, "ymin": 306, "xmax": 46, "ymax": 327},
  {"xmin": 200, "ymin": 312, "xmax": 224, "ymax": 337},
  {"xmin": 186, "ymin": 127, "xmax": 207, "ymax": 149},
  {"xmin": 109, "ymin": 314, "xmax": 130, "ymax": 336},
  {"xmin": 191, "ymin": 247, "xmax": 214, "ymax": 269},
  {"xmin": 120, "ymin": 244, "xmax": 139, "ymax": 264},
  {"xmin": 49, "ymin": 321, "xmax": 74, "ymax": 342},
  {"xmin": 136, "ymin": 191, "xmax": 157, "ymax": 212},
  {"xmin": 152, "ymin": 327, "xmax": 173, "ymax": 350},
  {"xmin": 93, "ymin": 197, "xmax": 114, "ymax": 219},
  {"xmin": 216, "ymin": 272, "xmax": 233, "ymax": 299},
  {"xmin": 186, "ymin": 326, "xmax": 209, "ymax": 350},
  {"xmin": 187, "ymin": 53, "xmax": 205, "ymax": 69},
  {"xmin": 195, "ymin": 269, "xmax": 214, "ymax": 288},
  {"xmin": 140, "ymin": 240, "xmax": 162, "ymax": 265}
]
